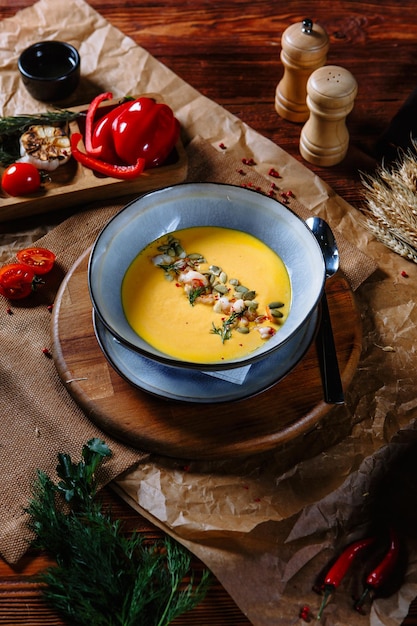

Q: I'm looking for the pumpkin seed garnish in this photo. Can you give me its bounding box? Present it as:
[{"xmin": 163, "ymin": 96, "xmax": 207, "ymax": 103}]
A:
[
  {"xmin": 213, "ymin": 283, "xmax": 228, "ymax": 294},
  {"xmin": 153, "ymin": 233, "xmax": 286, "ymax": 344}
]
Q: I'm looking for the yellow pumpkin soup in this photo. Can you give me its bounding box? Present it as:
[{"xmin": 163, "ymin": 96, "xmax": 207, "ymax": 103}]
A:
[{"xmin": 122, "ymin": 226, "xmax": 291, "ymax": 364}]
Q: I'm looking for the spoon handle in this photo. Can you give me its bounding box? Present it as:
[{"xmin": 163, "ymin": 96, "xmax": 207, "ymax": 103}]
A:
[{"xmin": 316, "ymin": 291, "xmax": 345, "ymax": 404}]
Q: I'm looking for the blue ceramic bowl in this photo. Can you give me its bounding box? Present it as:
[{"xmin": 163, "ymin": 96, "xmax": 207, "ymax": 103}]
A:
[
  {"xmin": 88, "ymin": 182, "xmax": 326, "ymax": 371},
  {"xmin": 18, "ymin": 41, "xmax": 80, "ymax": 102}
]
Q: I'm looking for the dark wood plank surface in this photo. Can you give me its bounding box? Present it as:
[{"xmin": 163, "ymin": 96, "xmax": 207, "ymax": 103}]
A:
[{"xmin": 1, "ymin": 1, "xmax": 417, "ymax": 623}]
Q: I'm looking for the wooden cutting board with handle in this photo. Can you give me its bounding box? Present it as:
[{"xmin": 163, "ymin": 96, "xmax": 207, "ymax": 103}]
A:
[{"xmin": 51, "ymin": 249, "xmax": 362, "ymax": 460}]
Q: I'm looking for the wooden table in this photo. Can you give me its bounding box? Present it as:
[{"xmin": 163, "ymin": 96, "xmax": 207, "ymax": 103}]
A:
[{"xmin": 1, "ymin": 1, "xmax": 417, "ymax": 623}]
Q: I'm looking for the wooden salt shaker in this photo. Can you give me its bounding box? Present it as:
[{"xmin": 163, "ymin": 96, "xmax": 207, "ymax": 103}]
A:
[
  {"xmin": 275, "ymin": 18, "xmax": 329, "ymax": 123},
  {"xmin": 299, "ymin": 65, "xmax": 358, "ymax": 166}
]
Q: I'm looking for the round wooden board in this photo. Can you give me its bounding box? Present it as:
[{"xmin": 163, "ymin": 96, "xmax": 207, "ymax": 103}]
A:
[{"xmin": 51, "ymin": 249, "xmax": 362, "ymax": 460}]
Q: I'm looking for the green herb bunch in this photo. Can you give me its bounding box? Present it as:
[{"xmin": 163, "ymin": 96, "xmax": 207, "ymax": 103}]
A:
[{"xmin": 27, "ymin": 439, "xmax": 210, "ymax": 626}]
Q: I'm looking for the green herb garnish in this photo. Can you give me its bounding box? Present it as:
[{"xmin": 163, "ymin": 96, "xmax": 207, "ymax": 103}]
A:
[
  {"xmin": 211, "ymin": 309, "xmax": 245, "ymax": 343},
  {"xmin": 188, "ymin": 285, "xmax": 206, "ymax": 305},
  {"xmin": 26, "ymin": 439, "xmax": 210, "ymax": 626},
  {"xmin": 152, "ymin": 233, "xmax": 284, "ymax": 345}
]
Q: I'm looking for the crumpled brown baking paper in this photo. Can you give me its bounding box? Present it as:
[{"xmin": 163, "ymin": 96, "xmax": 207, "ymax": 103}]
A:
[{"xmin": 1, "ymin": 1, "xmax": 417, "ymax": 624}]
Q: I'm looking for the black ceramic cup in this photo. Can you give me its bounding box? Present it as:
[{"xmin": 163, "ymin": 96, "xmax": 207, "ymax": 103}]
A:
[{"xmin": 18, "ymin": 41, "xmax": 80, "ymax": 102}]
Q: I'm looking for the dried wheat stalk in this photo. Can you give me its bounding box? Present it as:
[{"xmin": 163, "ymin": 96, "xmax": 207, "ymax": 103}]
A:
[{"xmin": 361, "ymin": 142, "xmax": 417, "ymax": 263}]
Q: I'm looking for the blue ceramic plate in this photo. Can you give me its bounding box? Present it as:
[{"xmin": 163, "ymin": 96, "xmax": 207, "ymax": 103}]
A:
[{"xmin": 92, "ymin": 306, "xmax": 318, "ymax": 403}]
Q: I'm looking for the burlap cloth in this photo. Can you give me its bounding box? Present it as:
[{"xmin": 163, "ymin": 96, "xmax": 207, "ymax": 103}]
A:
[
  {"xmin": 2, "ymin": 2, "xmax": 417, "ymax": 625},
  {"xmin": 0, "ymin": 134, "xmax": 375, "ymax": 565}
]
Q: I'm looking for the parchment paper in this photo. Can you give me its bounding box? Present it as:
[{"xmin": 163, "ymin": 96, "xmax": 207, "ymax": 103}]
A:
[{"xmin": 1, "ymin": 1, "xmax": 417, "ymax": 625}]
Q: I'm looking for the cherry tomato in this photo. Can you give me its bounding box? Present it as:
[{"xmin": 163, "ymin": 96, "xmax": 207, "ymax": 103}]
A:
[
  {"xmin": 1, "ymin": 162, "xmax": 41, "ymax": 197},
  {"xmin": 0, "ymin": 263, "xmax": 36, "ymax": 300},
  {"xmin": 16, "ymin": 247, "xmax": 56, "ymax": 275}
]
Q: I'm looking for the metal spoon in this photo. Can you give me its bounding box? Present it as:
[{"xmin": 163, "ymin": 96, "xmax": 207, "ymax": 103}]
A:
[{"xmin": 306, "ymin": 216, "xmax": 345, "ymax": 404}]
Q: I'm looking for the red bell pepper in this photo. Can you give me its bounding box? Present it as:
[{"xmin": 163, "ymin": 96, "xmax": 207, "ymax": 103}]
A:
[
  {"xmin": 70, "ymin": 133, "xmax": 146, "ymax": 180},
  {"xmin": 84, "ymin": 91, "xmax": 114, "ymax": 157},
  {"xmin": 109, "ymin": 96, "xmax": 180, "ymax": 168},
  {"xmin": 85, "ymin": 93, "xmax": 133, "ymax": 163},
  {"xmin": 72, "ymin": 92, "xmax": 180, "ymax": 179}
]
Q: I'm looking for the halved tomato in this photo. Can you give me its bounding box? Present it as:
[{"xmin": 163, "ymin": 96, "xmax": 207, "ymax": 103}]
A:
[
  {"xmin": 16, "ymin": 247, "xmax": 56, "ymax": 275},
  {"xmin": 0, "ymin": 263, "xmax": 36, "ymax": 300}
]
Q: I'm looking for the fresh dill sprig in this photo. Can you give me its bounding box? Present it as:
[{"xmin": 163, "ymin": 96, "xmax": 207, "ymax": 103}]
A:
[
  {"xmin": 26, "ymin": 439, "xmax": 210, "ymax": 626},
  {"xmin": 211, "ymin": 310, "xmax": 244, "ymax": 343}
]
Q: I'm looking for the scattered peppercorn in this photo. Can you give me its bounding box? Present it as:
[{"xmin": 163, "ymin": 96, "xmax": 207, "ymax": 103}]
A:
[
  {"xmin": 42, "ymin": 347, "xmax": 52, "ymax": 358},
  {"xmin": 401, "ymin": 270, "xmax": 409, "ymax": 277},
  {"xmin": 241, "ymin": 182, "xmax": 262, "ymax": 191},
  {"xmin": 241, "ymin": 157, "xmax": 256, "ymax": 166},
  {"xmin": 47, "ymin": 303, "xmax": 53, "ymax": 312},
  {"xmin": 280, "ymin": 190, "xmax": 295, "ymax": 204},
  {"xmin": 299, "ymin": 605, "xmax": 312, "ymax": 622},
  {"xmin": 268, "ymin": 167, "xmax": 281, "ymax": 178},
  {"xmin": 6, "ymin": 307, "xmax": 13, "ymax": 315},
  {"xmin": 218, "ymin": 142, "xmax": 227, "ymax": 150}
]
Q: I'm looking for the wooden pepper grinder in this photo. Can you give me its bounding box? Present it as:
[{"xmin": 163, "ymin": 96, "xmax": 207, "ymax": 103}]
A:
[
  {"xmin": 299, "ymin": 65, "xmax": 358, "ymax": 166},
  {"xmin": 275, "ymin": 18, "xmax": 329, "ymax": 123}
]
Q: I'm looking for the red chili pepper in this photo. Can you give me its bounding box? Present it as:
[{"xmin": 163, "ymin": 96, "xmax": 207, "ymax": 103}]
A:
[
  {"xmin": 70, "ymin": 133, "xmax": 146, "ymax": 180},
  {"xmin": 316, "ymin": 536, "xmax": 376, "ymax": 620},
  {"xmin": 354, "ymin": 529, "xmax": 401, "ymax": 613}
]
